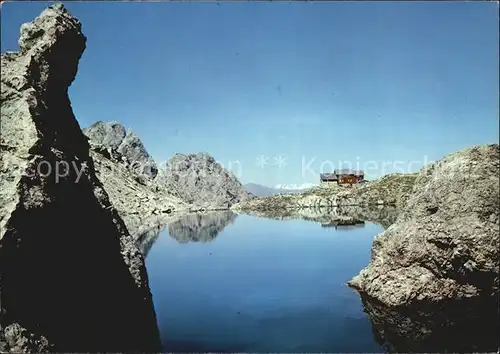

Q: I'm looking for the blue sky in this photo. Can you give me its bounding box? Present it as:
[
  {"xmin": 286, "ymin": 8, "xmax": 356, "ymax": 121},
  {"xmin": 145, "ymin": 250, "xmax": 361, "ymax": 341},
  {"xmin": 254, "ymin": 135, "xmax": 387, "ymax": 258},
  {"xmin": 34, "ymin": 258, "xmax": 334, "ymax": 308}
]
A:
[{"xmin": 2, "ymin": 1, "xmax": 498, "ymax": 186}]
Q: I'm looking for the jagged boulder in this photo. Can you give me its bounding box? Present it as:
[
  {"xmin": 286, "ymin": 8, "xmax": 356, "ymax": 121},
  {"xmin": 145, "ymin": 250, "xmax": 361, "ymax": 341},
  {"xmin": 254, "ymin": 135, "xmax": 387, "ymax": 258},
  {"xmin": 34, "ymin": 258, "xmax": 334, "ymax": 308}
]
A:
[
  {"xmin": 0, "ymin": 4, "xmax": 160, "ymax": 352},
  {"xmin": 157, "ymin": 152, "xmax": 250, "ymax": 209},
  {"xmin": 83, "ymin": 121, "xmax": 158, "ymax": 179},
  {"xmin": 349, "ymin": 144, "xmax": 500, "ymax": 307}
]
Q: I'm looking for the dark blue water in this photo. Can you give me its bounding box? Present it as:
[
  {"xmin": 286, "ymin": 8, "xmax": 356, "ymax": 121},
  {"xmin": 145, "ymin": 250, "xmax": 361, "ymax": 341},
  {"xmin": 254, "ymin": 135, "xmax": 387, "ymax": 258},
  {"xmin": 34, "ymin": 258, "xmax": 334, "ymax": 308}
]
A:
[{"xmin": 145, "ymin": 213, "xmax": 383, "ymax": 353}]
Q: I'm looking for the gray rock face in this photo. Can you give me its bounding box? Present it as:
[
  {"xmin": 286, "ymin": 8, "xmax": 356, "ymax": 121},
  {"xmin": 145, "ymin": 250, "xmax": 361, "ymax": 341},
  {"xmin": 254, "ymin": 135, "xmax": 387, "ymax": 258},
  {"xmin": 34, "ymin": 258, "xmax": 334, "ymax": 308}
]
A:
[
  {"xmin": 0, "ymin": 4, "xmax": 160, "ymax": 352},
  {"xmin": 90, "ymin": 148, "xmax": 189, "ymax": 238},
  {"xmin": 83, "ymin": 121, "xmax": 158, "ymax": 179},
  {"xmin": 158, "ymin": 152, "xmax": 250, "ymax": 209},
  {"xmin": 84, "ymin": 126, "xmax": 250, "ymax": 212},
  {"xmin": 83, "ymin": 121, "xmax": 126, "ymax": 149},
  {"xmin": 348, "ymin": 144, "xmax": 500, "ymax": 307},
  {"xmin": 83, "ymin": 121, "xmax": 190, "ymax": 238}
]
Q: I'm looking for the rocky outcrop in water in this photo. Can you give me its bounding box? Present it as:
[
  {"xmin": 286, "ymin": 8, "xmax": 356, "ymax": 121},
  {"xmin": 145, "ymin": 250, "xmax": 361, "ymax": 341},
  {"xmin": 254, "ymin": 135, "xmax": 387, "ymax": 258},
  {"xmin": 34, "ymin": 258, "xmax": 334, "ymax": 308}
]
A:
[
  {"xmin": 0, "ymin": 4, "xmax": 160, "ymax": 352},
  {"xmin": 157, "ymin": 152, "xmax": 250, "ymax": 209},
  {"xmin": 348, "ymin": 144, "xmax": 500, "ymax": 307},
  {"xmin": 233, "ymin": 173, "xmax": 417, "ymax": 213}
]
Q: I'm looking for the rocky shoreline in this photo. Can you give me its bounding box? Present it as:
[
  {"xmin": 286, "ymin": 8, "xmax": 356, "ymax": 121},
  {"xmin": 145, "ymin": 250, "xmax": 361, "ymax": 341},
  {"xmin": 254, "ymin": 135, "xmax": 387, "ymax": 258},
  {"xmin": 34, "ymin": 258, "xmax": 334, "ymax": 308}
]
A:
[
  {"xmin": 232, "ymin": 205, "xmax": 399, "ymax": 230},
  {"xmin": 232, "ymin": 172, "xmax": 418, "ymax": 213}
]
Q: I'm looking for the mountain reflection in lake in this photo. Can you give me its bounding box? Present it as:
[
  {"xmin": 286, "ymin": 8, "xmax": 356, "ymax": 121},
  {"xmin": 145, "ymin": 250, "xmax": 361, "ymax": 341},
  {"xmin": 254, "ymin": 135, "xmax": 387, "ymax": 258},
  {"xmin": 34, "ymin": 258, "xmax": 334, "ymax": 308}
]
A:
[
  {"xmin": 168, "ymin": 211, "xmax": 237, "ymax": 243},
  {"xmin": 143, "ymin": 208, "xmax": 495, "ymax": 352},
  {"xmin": 136, "ymin": 211, "xmax": 237, "ymax": 257},
  {"xmin": 137, "ymin": 225, "xmax": 164, "ymax": 258},
  {"xmin": 145, "ymin": 211, "xmax": 385, "ymax": 352}
]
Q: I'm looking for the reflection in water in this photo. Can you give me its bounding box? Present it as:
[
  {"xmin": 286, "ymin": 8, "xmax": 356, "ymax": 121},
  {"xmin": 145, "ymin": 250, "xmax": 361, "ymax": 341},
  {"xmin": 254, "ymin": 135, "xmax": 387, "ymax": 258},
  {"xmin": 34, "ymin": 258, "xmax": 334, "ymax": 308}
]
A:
[
  {"xmin": 136, "ymin": 211, "xmax": 238, "ymax": 257},
  {"xmin": 322, "ymin": 221, "xmax": 366, "ymax": 230},
  {"xmin": 168, "ymin": 211, "xmax": 238, "ymax": 243},
  {"xmin": 248, "ymin": 205, "xmax": 398, "ymax": 230},
  {"xmin": 360, "ymin": 294, "xmax": 499, "ymax": 353},
  {"xmin": 243, "ymin": 206, "xmax": 499, "ymax": 351},
  {"xmin": 137, "ymin": 225, "xmax": 164, "ymax": 258},
  {"xmin": 305, "ymin": 205, "xmax": 398, "ymax": 230},
  {"xmin": 146, "ymin": 214, "xmax": 384, "ymax": 353},
  {"xmin": 142, "ymin": 208, "xmax": 497, "ymax": 351},
  {"xmin": 139, "ymin": 206, "xmax": 395, "ymax": 257}
]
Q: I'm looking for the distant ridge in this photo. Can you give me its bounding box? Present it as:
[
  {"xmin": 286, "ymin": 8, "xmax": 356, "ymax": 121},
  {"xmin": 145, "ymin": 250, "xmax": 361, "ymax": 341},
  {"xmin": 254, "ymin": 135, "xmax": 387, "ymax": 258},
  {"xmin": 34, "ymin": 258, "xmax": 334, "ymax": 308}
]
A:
[
  {"xmin": 244, "ymin": 183, "xmax": 316, "ymax": 197},
  {"xmin": 274, "ymin": 183, "xmax": 318, "ymax": 190}
]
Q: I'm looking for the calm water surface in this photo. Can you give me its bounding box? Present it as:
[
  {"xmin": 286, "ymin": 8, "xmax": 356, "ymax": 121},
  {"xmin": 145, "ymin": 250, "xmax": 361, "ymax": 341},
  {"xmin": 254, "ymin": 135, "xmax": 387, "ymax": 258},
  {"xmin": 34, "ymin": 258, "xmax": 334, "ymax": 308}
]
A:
[{"xmin": 146, "ymin": 212, "xmax": 383, "ymax": 352}]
